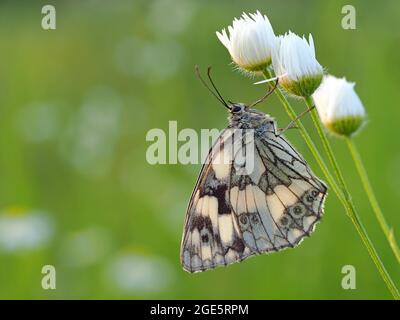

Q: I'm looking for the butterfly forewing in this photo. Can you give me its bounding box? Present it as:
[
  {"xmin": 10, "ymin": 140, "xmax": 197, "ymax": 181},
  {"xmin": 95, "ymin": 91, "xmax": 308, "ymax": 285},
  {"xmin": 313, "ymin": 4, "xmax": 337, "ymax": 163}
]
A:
[{"xmin": 180, "ymin": 109, "xmax": 327, "ymax": 273}]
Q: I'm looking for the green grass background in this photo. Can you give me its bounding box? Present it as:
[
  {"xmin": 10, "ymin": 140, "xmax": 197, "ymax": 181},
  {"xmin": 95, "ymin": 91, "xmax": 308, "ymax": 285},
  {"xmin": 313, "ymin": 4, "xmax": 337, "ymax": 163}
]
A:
[{"xmin": 0, "ymin": 0, "xmax": 399, "ymax": 299}]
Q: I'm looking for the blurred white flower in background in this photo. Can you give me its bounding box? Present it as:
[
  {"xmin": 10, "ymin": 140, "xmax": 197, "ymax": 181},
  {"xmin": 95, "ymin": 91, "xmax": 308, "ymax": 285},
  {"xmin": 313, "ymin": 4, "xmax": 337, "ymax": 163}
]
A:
[
  {"xmin": 272, "ymin": 32, "xmax": 323, "ymax": 97},
  {"xmin": 146, "ymin": 0, "xmax": 197, "ymax": 36},
  {"xmin": 59, "ymin": 227, "xmax": 113, "ymax": 268},
  {"xmin": 59, "ymin": 86, "xmax": 123, "ymax": 177},
  {"xmin": 217, "ymin": 11, "xmax": 277, "ymax": 72},
  {"xmin": 104, "ymin": 252, "xmax": 175, "ymax": 294},
  {"xmin": 0, "ymin": 208, "xmax": 54, "ymax": 252},
  {"xmin": 313, "ymin": 74, "xmax": 366, "ymax": 136},
  {"xmin": 113, "ymin": 37, "xmax": 184, "ymax": 80}
]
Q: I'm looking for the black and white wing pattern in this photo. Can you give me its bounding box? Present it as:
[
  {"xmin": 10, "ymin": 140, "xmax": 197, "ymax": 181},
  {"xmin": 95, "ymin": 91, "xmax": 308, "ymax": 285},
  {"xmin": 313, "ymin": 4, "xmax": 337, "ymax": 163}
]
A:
[{"xmin": 180, "ymin": 125, "xmax": 327, "ymax": 273}]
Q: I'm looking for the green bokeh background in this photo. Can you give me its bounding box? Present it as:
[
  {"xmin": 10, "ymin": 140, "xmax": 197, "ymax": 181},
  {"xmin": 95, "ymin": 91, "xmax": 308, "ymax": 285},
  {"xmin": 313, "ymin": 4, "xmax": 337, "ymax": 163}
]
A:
[{"xmin": 0, "ymin": 0, "xmax": 399, "ymax": 299}]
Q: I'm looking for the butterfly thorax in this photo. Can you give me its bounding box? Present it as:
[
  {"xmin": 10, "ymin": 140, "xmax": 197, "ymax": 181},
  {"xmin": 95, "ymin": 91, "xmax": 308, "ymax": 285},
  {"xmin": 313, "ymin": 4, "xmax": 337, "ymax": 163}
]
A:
[{"xmin": 228, "ymin": 106, "xmax": 275, "ymax": 135}]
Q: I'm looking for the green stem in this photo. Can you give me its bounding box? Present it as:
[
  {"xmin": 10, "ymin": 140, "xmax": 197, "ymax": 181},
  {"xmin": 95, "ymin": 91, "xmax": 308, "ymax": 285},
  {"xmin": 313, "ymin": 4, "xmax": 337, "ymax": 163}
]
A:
[
  {"xmin": 309, "ymin": 105, "xmax": 346, "ymax": 190},
  {"xmin": 345, "ymin": 137, "xmax": 400, "ymax": 264},
  {"xmin": 303, "ymin": 96, "xmax": 400, "ymax": 299}
]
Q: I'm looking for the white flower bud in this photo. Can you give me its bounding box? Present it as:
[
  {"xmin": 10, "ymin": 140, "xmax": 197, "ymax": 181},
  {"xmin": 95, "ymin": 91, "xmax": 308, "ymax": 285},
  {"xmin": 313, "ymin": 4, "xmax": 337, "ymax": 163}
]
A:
[
  {"xmin": 272, "ymin": 31, "xmax": 323, "ymax": 97},
  {"xmin": 216, "ymin": 11, "xmax": 277, "ymax": 72},
  {"xmin": 312, "ymin": 74, "xmax": 366, "ymax": 136}
]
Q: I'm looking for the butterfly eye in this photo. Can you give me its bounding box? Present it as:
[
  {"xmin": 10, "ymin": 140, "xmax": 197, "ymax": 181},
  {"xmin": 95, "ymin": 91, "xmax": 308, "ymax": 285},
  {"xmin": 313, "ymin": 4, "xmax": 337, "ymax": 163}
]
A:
[{"xmin": 231, "ymin": 105, "xmax": 242, "ymax": 113}]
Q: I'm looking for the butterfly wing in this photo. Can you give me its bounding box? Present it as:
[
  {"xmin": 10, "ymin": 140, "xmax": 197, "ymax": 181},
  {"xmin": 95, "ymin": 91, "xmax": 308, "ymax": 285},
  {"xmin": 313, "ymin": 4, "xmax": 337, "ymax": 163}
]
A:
[
  {"xmin": 180, "ymin": 124, "xmax": 327, "ymax": 273},
  {"xmin": 180, "ymin": 129, "xmax": 248, "ymax": 273}
]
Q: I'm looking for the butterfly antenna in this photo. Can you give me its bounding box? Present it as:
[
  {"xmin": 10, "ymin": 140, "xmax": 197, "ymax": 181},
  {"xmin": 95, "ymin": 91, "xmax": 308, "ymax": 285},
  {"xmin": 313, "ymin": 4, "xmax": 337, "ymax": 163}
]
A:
[
  {"xmin": 249, "ymin": 78, "xmax": 279, "ymax": 108},
  {"xmin": 195, "ymin": 66, "xmax": 231, "ymax": 110},
  {"xmin": 207, "ymin": 66, "xmax": 230, "ymax": 109}
]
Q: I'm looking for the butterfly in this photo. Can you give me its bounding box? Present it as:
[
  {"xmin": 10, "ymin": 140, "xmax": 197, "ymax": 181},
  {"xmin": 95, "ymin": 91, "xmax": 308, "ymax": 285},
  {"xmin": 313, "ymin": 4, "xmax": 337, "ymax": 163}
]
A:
[{"xmin": 180, "ymin": 68, "xmax": 327, "ymax": 273}]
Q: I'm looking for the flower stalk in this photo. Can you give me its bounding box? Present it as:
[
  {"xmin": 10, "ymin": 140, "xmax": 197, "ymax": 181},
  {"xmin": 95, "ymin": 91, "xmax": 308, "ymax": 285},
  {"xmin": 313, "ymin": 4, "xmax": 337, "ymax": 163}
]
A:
[
  {"xmin": 306, "ymin": 97, "xmax": 346, "ymax": 190},
  {"xmin": 312, "ymin": 74, "xmax": 400, "ymax": 265},
  {"xmin": 303, "ymin": 96, "xmax": 400, "ymax": 299},
  {"xmin": 345, "ymin": 137, "xmax": 400, "ymax": 264}
]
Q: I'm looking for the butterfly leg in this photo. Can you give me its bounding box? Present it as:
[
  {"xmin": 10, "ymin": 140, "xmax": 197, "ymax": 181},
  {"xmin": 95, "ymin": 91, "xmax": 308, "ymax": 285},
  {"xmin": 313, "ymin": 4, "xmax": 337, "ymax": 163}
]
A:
[
  {"xmin": 278, "ymin": 125, "xmax": 299, "ymax": 134},
  {"xmin": 249, "ymin": 79, "xmax": 279, "ymax": 108},
  {"xmin": 278, "ymin": 105, "xmax": 315, "ymax": 136}
]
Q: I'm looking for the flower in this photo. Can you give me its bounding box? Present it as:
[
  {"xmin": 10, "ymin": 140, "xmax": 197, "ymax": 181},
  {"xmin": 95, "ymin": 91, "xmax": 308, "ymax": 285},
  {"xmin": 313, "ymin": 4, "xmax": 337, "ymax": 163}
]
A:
[
  {"xmin": 104, "ymin": 252, "xmax": 175, "ymax": 295},
  {"xmin": 216, "ymin": 11, "xmax": 277, "ymax": 72},
  {"xmin": 272, "ymin": 31, "xmax": 323, "ymax": 97},
  {"xmin": 312, "ymin": 74, "xmax": 366, "ymax": 136},
  {"xmin": 0, "ymin": 208, "xmax": 54, "ymax": 252},
  {"xmin": 59, "ymin": 227, "xmax": 112, "ymax": 267}
]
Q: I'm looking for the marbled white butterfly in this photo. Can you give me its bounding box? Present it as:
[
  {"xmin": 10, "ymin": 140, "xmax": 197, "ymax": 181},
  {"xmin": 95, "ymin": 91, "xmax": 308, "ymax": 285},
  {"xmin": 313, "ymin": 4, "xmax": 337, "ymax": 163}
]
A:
[{"xmin": 180, "ymin": 68, "xmax": 327, "ymax": 273}]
